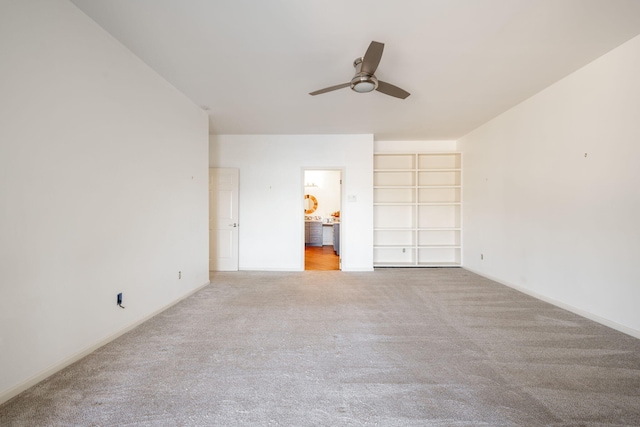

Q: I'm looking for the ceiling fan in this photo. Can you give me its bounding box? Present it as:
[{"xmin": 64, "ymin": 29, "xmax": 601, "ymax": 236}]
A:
[{"xmin": 309, "ymin": 41, "xmax": 410, "ymax": 99}]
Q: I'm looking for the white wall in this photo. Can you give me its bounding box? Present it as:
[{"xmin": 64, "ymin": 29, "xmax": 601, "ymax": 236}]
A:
[
  {"xmin": 374, "ymin": 140, "xmax": 458, "ymax": 153},
  {"xmin": 210, "ymin": 134, "xmax": 374, "ymax": 271},
  {"xmin": 0, "ymin": 0, "xmax": 209, "ymax": 403},
  {"xmin": 460, "ymin": 34, "xmax": 640, "ymax": 337}
]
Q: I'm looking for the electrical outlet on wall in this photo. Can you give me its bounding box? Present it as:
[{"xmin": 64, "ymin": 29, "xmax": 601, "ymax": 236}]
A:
[
  {"xmin": 178, "ymin": 271, "xmax": 182, "ymax": 279},
  {"xmin": 117, "ymin": 293, "xmax": 125, "ymax": 309}
]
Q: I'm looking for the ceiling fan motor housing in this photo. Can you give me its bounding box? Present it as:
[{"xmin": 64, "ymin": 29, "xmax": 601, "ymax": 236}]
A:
[{"xmin": 351, "ymin": 57, "xmax": 378, "ymax": 93}]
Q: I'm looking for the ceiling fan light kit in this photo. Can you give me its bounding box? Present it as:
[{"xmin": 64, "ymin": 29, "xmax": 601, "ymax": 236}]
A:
[
  {"xmin": 351, "ymin": 76, "xmax": 378, "ymax": 93},
  {"xmin": 310, "ymin": 41, "xmax": 410, "ymax": 99}
]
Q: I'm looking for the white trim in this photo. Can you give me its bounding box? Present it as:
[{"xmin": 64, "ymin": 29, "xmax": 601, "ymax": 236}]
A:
[{"xmin": 0, "ymin": 281, "xmax": 211, "ymax": 406}]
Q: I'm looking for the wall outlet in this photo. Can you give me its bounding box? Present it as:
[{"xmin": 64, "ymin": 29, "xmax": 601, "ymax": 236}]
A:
[
  {"xmin": 178, "ymin": 271, "xmax": 182, "ymax": 279},
  {"xmin": 116, "ymin": 293, "xmax": 125, "ymax": 308},
  {"xmin": 480, "ymin": 254, "xmax": 484, "ymax": 260}
]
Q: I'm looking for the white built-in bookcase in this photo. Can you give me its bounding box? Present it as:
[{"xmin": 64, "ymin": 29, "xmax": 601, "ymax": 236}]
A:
[{"xmin": 373, "ymin": 153, "xmax": 462, "ymax": 267}]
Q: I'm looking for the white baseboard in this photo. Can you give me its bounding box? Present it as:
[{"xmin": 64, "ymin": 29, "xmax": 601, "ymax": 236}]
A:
[
  {"xmin": 0, "ymin": 281, "xmax": 210, "ymax": 406},
  {"xmin": 463, "ymin": 267, "xmax": 640, "ymax": 340}
]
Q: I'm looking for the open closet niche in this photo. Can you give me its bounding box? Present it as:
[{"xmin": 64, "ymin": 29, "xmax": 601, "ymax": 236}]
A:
[{"xmin": 373, "ymin": 153, "xmax": 462, "ymax": 266}]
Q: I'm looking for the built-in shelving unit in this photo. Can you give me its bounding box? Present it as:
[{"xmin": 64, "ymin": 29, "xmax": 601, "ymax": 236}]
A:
[{"xmin": 373, "ymin": 153, "xmax": 462, "ymax": 267}]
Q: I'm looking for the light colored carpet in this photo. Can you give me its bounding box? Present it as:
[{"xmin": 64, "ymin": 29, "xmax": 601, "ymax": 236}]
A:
[{"xmin": 1, "ymin": 268, "xmax": 640, "ymax": 426}]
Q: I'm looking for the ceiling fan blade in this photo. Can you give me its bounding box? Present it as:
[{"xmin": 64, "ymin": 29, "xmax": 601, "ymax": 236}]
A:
[
  {"xmin": 309, "ymin": 82, "xmax": 350, "ymax": 96},
  {"xmin": 361, "ymin": 41, "xmax": 384, "ymax": 75},
  {"xmin": 376, "ymin": 80, "xmax": 410, "ymax": 99}
]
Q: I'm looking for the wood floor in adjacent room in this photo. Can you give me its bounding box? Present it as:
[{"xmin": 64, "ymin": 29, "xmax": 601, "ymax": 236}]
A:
[{"xmin": 305, "ymin": 245, "xmax": 339, "ymax": 270}]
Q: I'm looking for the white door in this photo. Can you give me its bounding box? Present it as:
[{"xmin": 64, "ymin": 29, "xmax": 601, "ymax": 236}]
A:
[{"xmin": 209, "ymin": 168, "xmax": 239, "ymax": 271}]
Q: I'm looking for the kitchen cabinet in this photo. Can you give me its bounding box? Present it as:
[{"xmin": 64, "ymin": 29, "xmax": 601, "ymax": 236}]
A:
[
  {"xmin": 305, "ymin": 221, "xmax": 322, "ymax": 247},
  {"xmin": 322, "ymin": 223, "xmax": 334, "ymax": 245}
]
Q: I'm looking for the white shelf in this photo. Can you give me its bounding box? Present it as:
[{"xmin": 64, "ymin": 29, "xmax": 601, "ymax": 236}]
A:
[
  {"xmin": 375, "ymin": 262, "xmax": 419, "ymax": 267},
  {"xmin": 373, "ymin": 169, "xmax": 418, "ymax": 172},
  {"xmin": 373, "ymin": 153, "xmax": 462, "ymax": 267},
  {"xmin": 374, "ymin": 245, "xmax": 416, "ymax": 248},
  {"xmin": 416, "ymin": 202, "xmax": 461, "ymax": 206},
  {"xmin": 417, "ymin": 227, "xmax": 461, "ymax": 230},
  {"xmin": 416, "ymin": 262, "xmax": 461, "ymax": 267},
  {"xmin": 373, "ymin": 202, "xmax": 417, "ymax": 206}
]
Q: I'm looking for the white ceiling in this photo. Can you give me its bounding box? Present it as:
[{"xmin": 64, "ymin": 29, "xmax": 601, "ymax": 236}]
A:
[{"xmin": 70, "ymin": 0, "xmax": 640, "ymax": 140}]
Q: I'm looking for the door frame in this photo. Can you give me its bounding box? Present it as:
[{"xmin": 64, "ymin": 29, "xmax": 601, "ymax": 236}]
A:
[{"xmin": 301, "ymin": 167, "xmax": 344, "ymax": 270}]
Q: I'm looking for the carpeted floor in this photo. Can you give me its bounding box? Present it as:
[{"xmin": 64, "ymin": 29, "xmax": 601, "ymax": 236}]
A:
[{"xmin": 1, "ymin": 268, "xmax": 640, "ymax": 426}]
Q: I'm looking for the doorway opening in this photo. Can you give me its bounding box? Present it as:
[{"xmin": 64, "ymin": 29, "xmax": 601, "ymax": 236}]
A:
[{"xmin": 303, "ymin": 169, "xmax": 341, "ymax": 270}]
